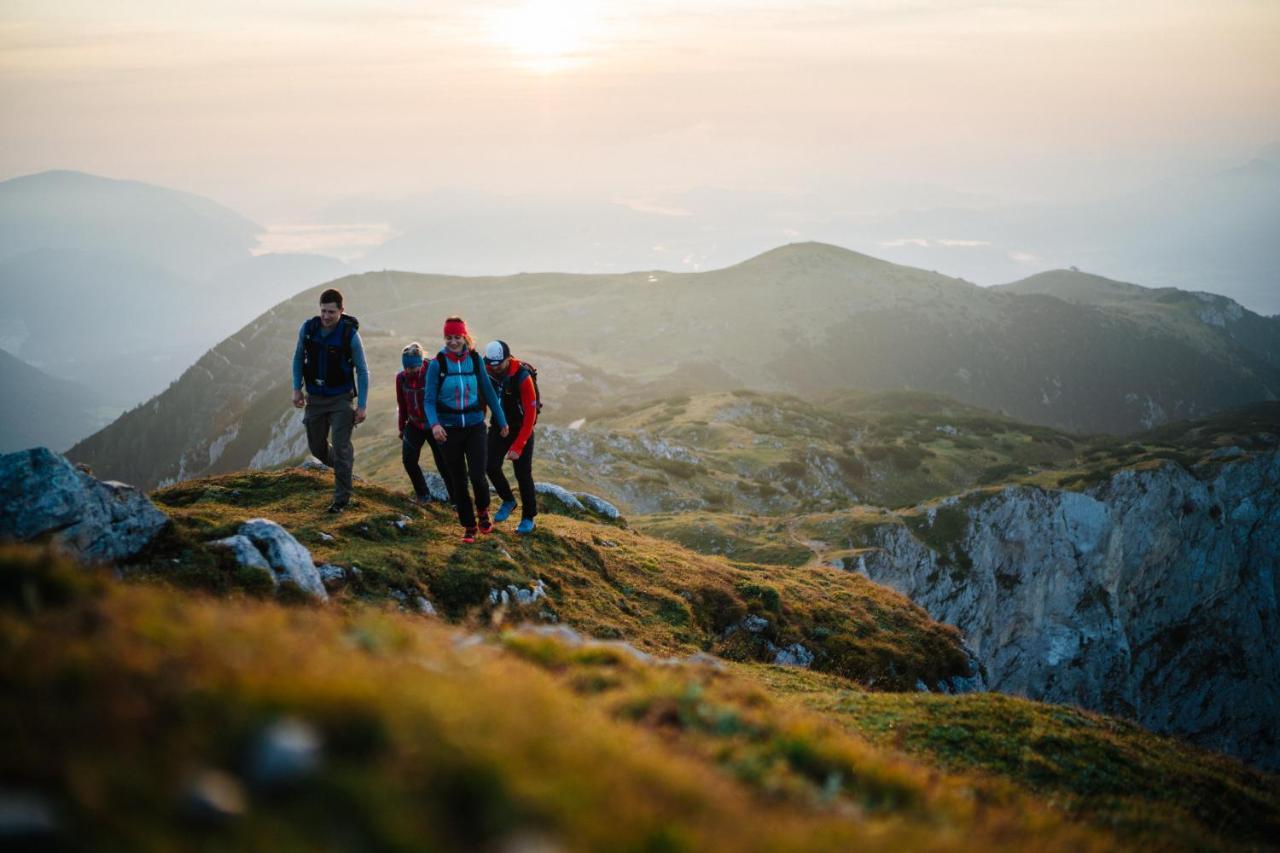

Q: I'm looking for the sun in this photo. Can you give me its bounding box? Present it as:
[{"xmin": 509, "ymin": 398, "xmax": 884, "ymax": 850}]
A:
[{"xmin": 488, "ymin": 0, "xmax": 600, "ymax": 72}]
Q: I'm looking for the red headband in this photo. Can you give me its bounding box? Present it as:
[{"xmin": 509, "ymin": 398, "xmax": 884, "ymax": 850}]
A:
[{"xmin": 443, "ymin": 319, "xmax": 468, "ymax": 337}]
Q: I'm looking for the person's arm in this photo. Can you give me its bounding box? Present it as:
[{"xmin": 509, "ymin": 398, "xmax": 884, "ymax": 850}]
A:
[
  {"xmin": 424, "ymin": 359, "xmax": 441, "ymax": 428},
  {"xmin": 291, "ymin": 322, "xmax": 307, "ymax": 407},
  {"xmin": 479, "ymin": 359, "xmax": 508, "ymax": 431},
  {"xmin": 508, "ymin": 373, "xmax": 537, "ymax": 457},
  {"xmin": 395, "ymin": 373, "xmax": 407, "ymax": 435},
  {"xmin": 350, "ymin": 331, "xmax": 370, "ymax": 410}
]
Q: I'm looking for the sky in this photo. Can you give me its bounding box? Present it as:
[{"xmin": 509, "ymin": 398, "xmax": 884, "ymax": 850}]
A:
[{"xmin": 2, "ymin": 0, "xmax": 1278, "ymax": 224}]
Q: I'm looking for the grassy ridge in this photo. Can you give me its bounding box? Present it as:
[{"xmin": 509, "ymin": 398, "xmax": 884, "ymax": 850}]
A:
[
  {"xmin": 137, "ymin": 468, "xmax": 970, "ymax": 689},
  {"xmin": 4, "ymin": 543, "xmax": 1277, "ymax": 850}
]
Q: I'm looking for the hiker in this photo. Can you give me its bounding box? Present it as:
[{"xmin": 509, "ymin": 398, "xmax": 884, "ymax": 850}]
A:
[
  {"xmin": 395, "ymin": 341, "xmax": 453, "ymax": 505},
  {"xmin": 483, "ymin": 340, "xmax": 539, "ymax": 534},
  {"xmin": 424, "ymin": 317, "xmax": 508, "ymax": 543},
  {"xmin": 291, "ymin": 287, "xmax": 370, "ymax": 513}
]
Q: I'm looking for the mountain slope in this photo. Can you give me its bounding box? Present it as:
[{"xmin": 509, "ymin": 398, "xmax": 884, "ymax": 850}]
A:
[
  {"xmin": 2, "ymin": 470, "xmax": 1277, "ymax": 849},
  {"xmin": 69, "ymin": 243, "xmax": 1280, "ymax": 488},
  {"xmin": 0, "ymin": 349, "xmax": 115, "ymax": 452}
]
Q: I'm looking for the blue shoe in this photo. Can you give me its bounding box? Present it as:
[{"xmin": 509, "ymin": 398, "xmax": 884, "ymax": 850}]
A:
[
  {"xmin": 516, "ymin": 518, "xmax": 536, "ymax": 535},
  {"xmin": 494, "ymin": 500, "xmax": 517, "ymax": 523}
]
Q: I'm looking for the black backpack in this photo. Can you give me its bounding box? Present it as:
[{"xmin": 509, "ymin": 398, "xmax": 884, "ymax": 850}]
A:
[{"xmin": 301, "ymin": 314, "xmax": 359, "ymax": 388}]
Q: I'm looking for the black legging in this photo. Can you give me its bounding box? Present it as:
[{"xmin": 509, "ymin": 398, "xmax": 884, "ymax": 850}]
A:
[
  {"xmin": 402, "ymin": 422, "xmax": 453, "ymax": 502},
  {"xmin": 440, "ymin": 423, "xmax": 489, "ymax": 529},
  {"xmin": 487, "ymin": 427, "xmax": 537, "ymax": 521}
]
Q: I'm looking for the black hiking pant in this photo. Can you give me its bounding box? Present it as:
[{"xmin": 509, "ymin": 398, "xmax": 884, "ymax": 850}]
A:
[
  {"xmin": 487, "ymin": 427, "xmax": 537, "ymax": 521},
  {"xmin": 440, "ymin": 423, "xmax": 489, "ymax": 529},
  {"xmin": 402, "ymin": 422, "xmax": 453, "ymax": 502}
]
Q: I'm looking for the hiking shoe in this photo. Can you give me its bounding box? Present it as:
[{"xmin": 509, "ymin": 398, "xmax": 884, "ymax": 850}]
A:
[
  {"xmin": 461, "ymin": 527, "xmax": 477, "ymax": 544},
  {"xmin": 477, "ymin": 513, "xmax": 494, "ymax": 535},
  {"xmin": 516, "ymin": 518, "xmax": 536, "ymax": 535},
  {"xmin": 493, "ymin": 500, "xmax": 517, "ymax": 523},
  {"xmin": 326, "ymin": 500, "xmax": 349, "ymax": 514}
]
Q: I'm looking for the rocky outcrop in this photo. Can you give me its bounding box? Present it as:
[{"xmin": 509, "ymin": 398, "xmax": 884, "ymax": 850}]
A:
[
  {"xmin": 0, "ymin": 447, "xmax": 168, "ymax": 562},
  {"xmin": 856, "ymin": 452, "xmax": 1280, "ymax": 770},
  {"xmin": 211, "ymin": 519, "xmax": 328, "ymax": 602}
]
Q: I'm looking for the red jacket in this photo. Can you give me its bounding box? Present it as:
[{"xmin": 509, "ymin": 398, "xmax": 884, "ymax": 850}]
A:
[
  {"xmin": 493, "ymin": 358, "xmax": 537, "ymax": 457},
  {"xmin": 396, "ymin": 368, "xmax": 427, "ymax": 433}
]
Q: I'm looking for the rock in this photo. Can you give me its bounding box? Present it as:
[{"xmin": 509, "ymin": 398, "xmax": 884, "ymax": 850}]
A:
[
  {"xmin": 860, "ymin": 452, "xmax": 1280, "ymax": 770},
  {"xmin": 741, "ymin": 614, "xmax": 769, "ymax": 634},
  {"xmin": 1211, "ymin": 446, "xmax": 1245, "ymax": 460},
  {"xmin": 317, "ymin": 532, "xmax": 334, "ymax": 542},
  {"xmin": 534, "ymin": 482, "xmax": 585, "ymax": 512},
  {"xmin": 915, "ymin": 679, "xmax": 930, "ymax": 693},
  {"xmin": 416, "ymin": 596, "xmax": 437, "ymax": 616},
  {"xmin": 514, "ymin": 580, "xmax": 546, "ymax": 606},
  {"xmin": 210, "ymin": 535, "xmax": 272, "ymax": 575},
  {"xmin": 0, "ymin": 790, "xmax": 57, "ymax": 841},
  {"xmin": 236, "ymin": 519, "xmax": 328, "ymax": 602},
  {"xmin": 423, "ymin": 473, "xmax": 450, "ymax": 502},
  {"xmin": 774, "ymin": 643, "xmax": 814, "ymax": 668},
  {"xmin": 183, "ymin": 770, "xmax": 247, "ymax": 822},
  {"xmin": 0, "ymin": 447, "xmax": 169, "ymax": 562},
  {"xmin": 392, "ymin": 515, "xmax": 411, "ymax": 530},
  {"xmin": 248, "ymin": 718, "xmax": 322, "ymax": 789},
  {"xmin": 299, "ymin": 458, "xmax": 328, "ymax": 471},
  {"xmin": 575, "ymin": 492, "xmax": 620, "ymax": 520},
  {"xmin": 317, "ymin": 564, "xmax": 346, "ymax": 590}
]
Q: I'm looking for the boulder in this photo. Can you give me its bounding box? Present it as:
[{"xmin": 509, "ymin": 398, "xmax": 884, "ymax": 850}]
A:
[
  {"xmin": 534, "ymin": 482, "xmax": 585, "ymax": 512},
  {"xmin": 232, "ymin": 519, "xmax": 328, "ymax": 602},
  {"xmin": 575, "ymin": 492, "xmax": 621, "ymax": 520},
  {"xmin": 210, "ymin": 535, "xmax": 272, "ymax": 576},
  {"xmin": 773, "ymin": 643, "xmax": 815, "ymax": 668},
  {"xmin": 0, "ymin": 447, "xmax": 168, "ymax": 562}
]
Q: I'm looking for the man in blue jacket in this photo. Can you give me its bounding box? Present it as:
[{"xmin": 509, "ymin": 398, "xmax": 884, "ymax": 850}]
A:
[{"xmin": 291, "ymin": 288, "xmax": 370, "ymax": 512}]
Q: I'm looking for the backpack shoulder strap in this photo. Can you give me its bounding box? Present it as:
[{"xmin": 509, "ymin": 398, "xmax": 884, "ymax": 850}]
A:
[{"xmin": 304, "ymin": 316, "xmax": 321, "ymax": 338}]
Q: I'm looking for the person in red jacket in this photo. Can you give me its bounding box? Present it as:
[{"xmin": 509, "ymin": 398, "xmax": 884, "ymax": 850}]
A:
[
  {"xmin": 395, "ymin": 342, "xmax": 452, "ymax": 505},
  {"xmin": 483, "ymin": 340, "xmax": 539, "ymax": 534}
]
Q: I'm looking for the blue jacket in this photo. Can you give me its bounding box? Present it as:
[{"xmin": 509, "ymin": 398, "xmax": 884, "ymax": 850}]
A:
[
  {"xmin": 291, "ymin": 318, "xmax": 370, "ymax": 408},
  {"xmin": 424, "ymin": 348, "xmax": 508, "ymax": 430}
]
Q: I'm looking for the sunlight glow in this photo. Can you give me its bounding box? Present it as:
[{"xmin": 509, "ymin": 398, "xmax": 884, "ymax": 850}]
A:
[{"xmin": 488, "ymin": 0, "xmax": 602, "ymax": 72}]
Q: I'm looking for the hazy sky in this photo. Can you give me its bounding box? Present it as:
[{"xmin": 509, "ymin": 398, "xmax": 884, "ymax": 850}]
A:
[{"xmin": 2, "ymin": 0, "xmax": 1278, "ymax": 221}]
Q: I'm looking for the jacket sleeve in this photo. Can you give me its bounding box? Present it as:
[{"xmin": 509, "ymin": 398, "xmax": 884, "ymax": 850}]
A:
[
  {"xmin": 508, "ymin": 373, "xmax": 537, "ymax": 457},
  {"xmin": 395, "ymin": 373, "xmax": 406, "ymax": 434},
  {"xmin": 424, "ymin": 360, "xmax": 441, "ymax": 428},
  {"xmin": 479, "ymin": 358, "xmax": 508, "ymax": 430},
  {"xmin": 292, "ymin": 322, "xmax": 307, "ymax": 391},
  {"xmin": 349, "ymin": 331, "xmax": 371, "ymax": 408}
]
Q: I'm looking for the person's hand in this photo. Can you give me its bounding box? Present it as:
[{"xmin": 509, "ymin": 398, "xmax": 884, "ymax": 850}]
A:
[
  {"xmin": 432, "ymin": 424, "xmax": 448, "ymax": 443},
  {"xmin": 292, "ymin": 389, "xmax": 305, "ymax": 409},
  {"xmin": 354, "ymin": 407, "xmax": 367, "ymax": 425},
  {"xmin": 506, "ymin": 449, "xmax": 520, "ymax": 461},
  {"xmin": 500, "ymin": 425, "xmax": 510, "ymax": 437}
]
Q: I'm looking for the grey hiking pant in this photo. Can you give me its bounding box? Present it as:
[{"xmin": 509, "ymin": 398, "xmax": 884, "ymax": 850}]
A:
[{"xmin": 304, "ymin": 393, "xmax": 356, "ymax": 503}]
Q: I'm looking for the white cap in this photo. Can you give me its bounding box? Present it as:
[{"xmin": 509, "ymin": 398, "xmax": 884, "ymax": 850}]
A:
[{"xmin": 484, "ymin": 340, "xmax": 509, "ymax": 362}]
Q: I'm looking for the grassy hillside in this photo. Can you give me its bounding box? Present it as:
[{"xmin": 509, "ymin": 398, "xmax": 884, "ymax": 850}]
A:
[
  {"xmin": 3, "ymin": 467, "xmax": 1276, "ymax": 849},
  {"xmin": 69, "ymin": 243, "xmax": 1280, "ymax": 489}
]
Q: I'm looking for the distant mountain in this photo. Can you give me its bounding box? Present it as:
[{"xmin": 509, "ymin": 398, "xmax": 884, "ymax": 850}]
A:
[
  {"xmin": 0, "ymin": 170, "xmax": 259, "ymax": 272},
  {"xmin": 851, "ymin": 153, "xmax": 1280, "ymax": 315},
  {"xmin": 0, "ymin": 171, "xmax": 348, "ymax": 414},
  {"xmin": 0, "ymin": 348, "xmax": 115, "ymax": 452},
  {"xmin": 69, "ymin": 242, "xmax": 1280, "ymax": 489}
]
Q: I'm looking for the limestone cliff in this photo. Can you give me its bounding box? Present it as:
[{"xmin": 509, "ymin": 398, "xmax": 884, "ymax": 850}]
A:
[{"xmin": 856, "ymin": 451, "xmax": 1280, "ymax": 770}]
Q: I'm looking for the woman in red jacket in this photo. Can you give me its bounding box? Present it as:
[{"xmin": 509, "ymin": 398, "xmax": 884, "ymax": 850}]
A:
[
  {"xmin": 395, "ymin": 342, "xmax": 452, "ymax": 504},
  {"xmin": 483, "ymin": 340, "xmax": 539, "ymax": 534}
]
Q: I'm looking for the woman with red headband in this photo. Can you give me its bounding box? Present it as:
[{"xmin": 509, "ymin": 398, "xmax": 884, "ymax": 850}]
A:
[{"xmin": 425, "ymin": 316, "xmax": 508, "ymax": 543}]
